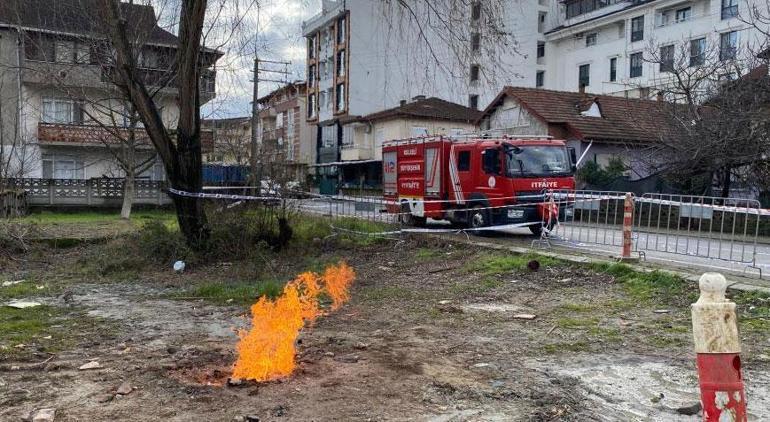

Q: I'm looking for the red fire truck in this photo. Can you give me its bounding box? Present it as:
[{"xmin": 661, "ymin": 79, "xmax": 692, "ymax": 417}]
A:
[{"xmin": 382, "ymin": 136, "xmax": 577, "ymax": 234}]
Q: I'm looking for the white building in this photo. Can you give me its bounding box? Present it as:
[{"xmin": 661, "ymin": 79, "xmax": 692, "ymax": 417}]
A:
[{"xmin": 542, "ymin": 0, "xmax": 768, "ymax": 96}]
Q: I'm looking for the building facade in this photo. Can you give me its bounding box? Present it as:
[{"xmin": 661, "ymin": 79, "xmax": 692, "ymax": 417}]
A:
[
  {"xmin": 543, "ymin": 0, "xmax": 768, "ymax": 97},
  {"xmin": 479, "ymin": 86, "xmax": 678, "ymax": 181},
  {"xmin": 256, "ymin": 81, "xmax": 315, "ymax": 184},
  {"xmin": 0, "ymin": 0, "xmax": 218, "ymax": 182},
  {"xmin": 329, "ymin": 96, "xmax": 481, "ymax": 193}
]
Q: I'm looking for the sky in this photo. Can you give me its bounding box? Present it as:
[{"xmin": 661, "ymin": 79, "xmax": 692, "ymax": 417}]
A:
[{"xmin": 198, "ymin": 0, "xmax": 321, "ymax": 119}]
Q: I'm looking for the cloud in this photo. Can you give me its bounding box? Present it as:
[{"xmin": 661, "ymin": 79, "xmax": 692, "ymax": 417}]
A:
[{"xmin": 201, "ymin": 0, "xmax": 320, "ymax": 119}]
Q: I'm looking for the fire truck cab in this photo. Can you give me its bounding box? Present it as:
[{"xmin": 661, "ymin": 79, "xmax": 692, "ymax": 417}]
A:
[{"xmin": 382, "ymin": 136, "xmax": 577, "ymax": 234}]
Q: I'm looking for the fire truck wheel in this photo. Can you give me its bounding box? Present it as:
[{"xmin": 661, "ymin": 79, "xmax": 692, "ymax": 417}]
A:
[
  {"xmin": 468, "ymin": 205, "xmax": 490, "ymax": 232},
  {"xmin": 400, "ymin": 204, "xmax": 426, "ymax": 227}
]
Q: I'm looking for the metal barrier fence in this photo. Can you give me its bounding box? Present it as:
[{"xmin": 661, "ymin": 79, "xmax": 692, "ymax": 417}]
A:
[
  {"xmin": 550, "ymin": 190, "xmax": 630, "ymax": 249},
  {"xmin": 635, "ymin": 194, "xmax": 761, "ymax": 265},
  {"xmin": 178, "ymin": 187, "xmax": 767, "ymax": 274},
  {"xmin": 547, "ymin": 190, "xmax": 765, "ymax": 273}
]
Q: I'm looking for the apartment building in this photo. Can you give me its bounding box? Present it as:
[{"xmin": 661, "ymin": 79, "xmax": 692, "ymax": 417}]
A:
[
  {"xmin": 256, "ymin": 81, "xmax": 315, "ymax": 183},
  {"xmin": 541, "ymin": 0, "xmax": 767, "ymax": 96},
  {"xmin": 202, "ymin": 117, "xmax": 251, "ymax": 166},
  {"xmin": 0, "ymin": 0, "xmax": 218, "ymax": 181},
  {"xmin": 329, "ymin": 96, "xmax": 481, "ymax": 193}
]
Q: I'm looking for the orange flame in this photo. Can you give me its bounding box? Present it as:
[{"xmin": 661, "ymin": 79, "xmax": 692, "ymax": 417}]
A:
[{"xmin": 231, "ymin": 262, "xmax": 356, "ymax": 381}]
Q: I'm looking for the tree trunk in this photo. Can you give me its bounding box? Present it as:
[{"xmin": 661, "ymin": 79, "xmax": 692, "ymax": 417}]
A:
[
  {"xmin": 721, "ymin": 167, "xmax": 732, "ymax": 198},
  {"xmin": 169, "ymin": 131, "xmax": 209, "ymax": 249},
  {"xmin": 121, "ymin": 172, "xmax": 135, "ymax": 220}
]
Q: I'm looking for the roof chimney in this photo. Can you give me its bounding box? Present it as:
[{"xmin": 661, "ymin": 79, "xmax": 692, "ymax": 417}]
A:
[
  {"xmin": 400, "ymin": 99, "xmax": 407, "ymax": 106},
  {"xmin": 578, "ymin": 85, "xmax": 586, "ymax": 94},
  {"xmin": 412, "ymin": 95, "xmax": 426, "ymax": 102},
  {"xmin": 656, "ymin": 91, "xmax": 664, "ymax": 101}
]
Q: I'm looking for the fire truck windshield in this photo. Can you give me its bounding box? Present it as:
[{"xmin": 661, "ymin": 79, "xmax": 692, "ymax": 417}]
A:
[{"xmin": 505, "ymin": 145, "xmax": 571, "ymax": 177}]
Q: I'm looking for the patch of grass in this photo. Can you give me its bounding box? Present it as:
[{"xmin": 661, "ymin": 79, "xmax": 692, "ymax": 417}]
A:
[
  {"xmin": 556, "ymin": 316, "xmax": 599, "ymax": 329},
  {"xmin": 647, "ymin": 334, "xmax": 688, "ymax": 348},
  {"xmin": 21, "ymin": 209, "xmax": 175, "ymax": 226},
  {"xmin": 466, "ymin": 252, "xmax": 563, "ymax": 276},
  {"xmin": 543, "ymin": 341, "xmax": 590, "ymax": 354},
  {"xmin": 732, "ymin": 290, "xmax": 770, "ymax": 333},
  {"xmin": 587, "ymin": 326, "xmax": 623, "ymax": 342},
  {"xmin": 448, "ymin": 276, "xmax": 504, "ymax": 296},
  {"xmin": 0, "ymin": 305, "xmax": 104, "ymax": 360},
  {"xmin": 180, "ymin": 280, "xmax": 284, "ymax": 305},
  {"xmin": 415, "ymin": 248, "xmax": 442, "ymax": 261},
  {"xmin": 0, "ymin": 282, "xmax": 50, "ymax": 300},
  {"xmin": 361, "ymin": 286, "xmax": 413, "ymax": 302},
  {"xmin": 559, "ymin": 302, "xmax": 593, "ymax": 313},
  {"xmin": 591, "ymin": 263, "xmax": 695, "ymax": 305}
]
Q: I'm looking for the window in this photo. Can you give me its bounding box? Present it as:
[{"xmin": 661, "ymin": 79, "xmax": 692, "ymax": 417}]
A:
[
  {"xmin": 287, "ymin": 108, "xmax": 295, "ymax": 139},
  {"xmin": 721, "ymin": 0, "xmax": 738, "ymax": 19},
  {"xmin": 470, "ymin": 64, "xmax": 480, "ymax": 82},
  {"xmin": 308, "ymin": 94, "xmax": 316, "ymax": 118},
  {"xmin": 536, "ymin": 71, "xmax": 545, "ymax": 87},
  {"xmin": 631, "ymin": 16, "xmax": 644, "ymax": 42},
  {"xmin": 335, "ymin": 83, "xmax": 346, "ymax": 111},
  {"xmin": 609, "ymin": 57, "xmax": 617, "ymax": 82},
  {"xmin": 337, "ymin": 16, "xmax": 346, "ymax": 44},
  {"xmin": 586, "ymin": 33, "xmax": 597, "ymax": 47},
  {"xmin": 538, "ymin": 12, "xmax": 547, "ymax": 33},
  {"xmin": 690, "ymin": 38, "xmax": 706, "ymax": 67},
  {"xmin": 319, "ymin": 90, "xmax": 327, "ymax": 110},
  {"xmin": 468, "ymin": 94, "xmax": 479, "ymax": 110},
  {"xmin": 471, "ymin": 33, "xmax": 481, "ymax": 52},
  {"xmin": 42, "ymin": 155, "xmax": 85, "ymax": 179},
  {"xmin": 74, "ymin": 43, "xmax": 91, "ymax": 64},
  {"xmin": 25, "ymin": 34, "xmax": 54, "ymax": 61},
  {"xmin": 336, "ymin": 50, "xmax": 346, "ymax": 77},
  {"xmin": 457, "ymin": 151, "xmax": 471, "ymax": 171},
  {"xmin": 55, "ymin": 40, "xmax": 74, "ymax": 63},
  {"xmin": 675, "ymin": 7, "xmax": 691, "ymax": 22},
  {"xmin": 42, "ymin": 98, "xmax": 82, "ymax": 124},
  {"xmin": 720, "ymin": 31, "xmax": 738, "ymax": 61},
  {"xmin": 471, "ymin": 2, "xmax": 481, "ymax": 20},
  {"xmin": 308, "ymin": 36, "xmax": 316, "ymax": 59},
  {"xmin": 276, "ymin": 112, "xmax": 284, "ymax": 129},
  {"xmin": 482, "ymin": 148, "xmax": 501, "ymax": 175},
  {"xmin": 537, "ymin": 42, "xmax": 545, "ymax": 58},
  {"xmin": 629, "ymin": 52, "xmax": 643, "ymax": 77},
  {"xmin": 660, "ymin": 45, "xmax": 675, "ymax": 72},
  {"xmin": 139, "ymin": 49, "xmax": 160, "ymax": 69},
  {"xmin": 308, "ymin": 65, "xmax": 316, "ymax": 87},
  {"xmin": 578, "ymin": 64, "xmax": 590, "ymax": 88}
]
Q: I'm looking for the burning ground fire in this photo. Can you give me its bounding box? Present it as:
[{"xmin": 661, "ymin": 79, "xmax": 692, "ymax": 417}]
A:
[{"xmin": 231, "ymin": 262, "xmax": 356, "ymax": 382}]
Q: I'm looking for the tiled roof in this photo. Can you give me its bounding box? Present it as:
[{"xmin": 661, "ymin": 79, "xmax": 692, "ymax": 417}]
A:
[
  {"xmin": 483, "ymin": 86, "xmax": 679, "ymax": 143},
  {"xmin": 0, "ymin": 0, "xmax": 178, "ymax": 45},
  {"xmin": 362, "ymin": 97, "xmax": 483, "ymax": 123}
]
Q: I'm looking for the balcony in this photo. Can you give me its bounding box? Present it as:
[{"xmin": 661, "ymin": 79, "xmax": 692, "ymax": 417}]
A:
[
  {"xmin": 341, "ymin": 144, "xmax": 373, "ymax": 161},
  {"xmin": 37, "ymin": 123, "xmax": 214, "ymax": 152},
  {"xmin": 261, "ymin": 127, "xmax": 285, "ymax": 142}
]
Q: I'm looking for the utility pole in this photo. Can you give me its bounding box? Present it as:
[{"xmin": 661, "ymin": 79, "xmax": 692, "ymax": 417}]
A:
[
  {"xmin": 249, "ymin": 57, "xmax": 291, "ymax": 195},
  {"xmin": 250, "ymin": 56, "xmax": 259, "ymax": 194}
]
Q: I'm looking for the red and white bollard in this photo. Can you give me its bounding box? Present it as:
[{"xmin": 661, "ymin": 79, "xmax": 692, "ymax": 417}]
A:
[
  {"xmin": 691, "ymin": 273, "xmax": 747, "ymax": 421},
  {"xmin": 620, "ymin": 192, "xmax": 636, "ymax": 261}
]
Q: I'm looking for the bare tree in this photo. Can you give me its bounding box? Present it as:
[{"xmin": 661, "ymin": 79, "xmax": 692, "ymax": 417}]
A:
[{"xmin": 641, "ymin": 36, "xmax": 770, "ymax": 197}]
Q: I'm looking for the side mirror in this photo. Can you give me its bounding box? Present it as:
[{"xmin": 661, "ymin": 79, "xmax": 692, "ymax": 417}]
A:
[{"xmin": 568, "ymin": 147, "xmax": 578, "ymax": 172}]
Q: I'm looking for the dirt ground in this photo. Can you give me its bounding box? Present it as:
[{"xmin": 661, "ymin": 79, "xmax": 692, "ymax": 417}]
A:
[{"xmin": 1, "ymin": 227, "xmax": 769, "ymax": 421}]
